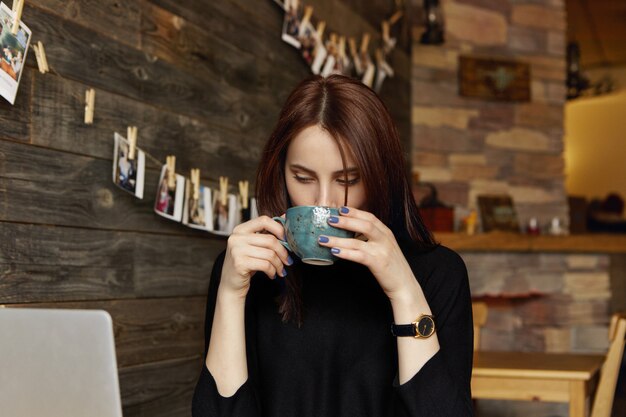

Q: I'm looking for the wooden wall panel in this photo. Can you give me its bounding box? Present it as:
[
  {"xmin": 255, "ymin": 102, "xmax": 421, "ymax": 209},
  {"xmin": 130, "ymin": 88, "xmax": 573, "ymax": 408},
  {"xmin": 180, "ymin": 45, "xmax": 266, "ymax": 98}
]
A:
[
  {"xmin": 27, "ymin": 0, "xmax": 142, "ymax": 48},
  {"xmin": 119, "ymin": 355, "xmax": 202, "ymax": 417},
  {"xmin": 0, "ymin": 1, "xmax": 411, "ymax": 416},
  {"xmin": 30, "ymin": 70, "xmax": 261, "ymax": 180},
  {"xmin": 0, "ymin": 222, "xmax": 222, "ymax": 303}
]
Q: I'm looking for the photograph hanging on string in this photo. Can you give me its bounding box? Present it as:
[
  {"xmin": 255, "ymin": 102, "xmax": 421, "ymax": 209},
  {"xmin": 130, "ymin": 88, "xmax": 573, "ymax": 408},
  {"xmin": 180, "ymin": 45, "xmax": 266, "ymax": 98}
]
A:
[
  {"xmin": 182, "ymin": 179, "xmax": 213, "ymax": 231},
  {"xmin": 154, "ymin": 164, "xmax": 185, "ymax": 222},
  {"xmin": 281, "ymin": 0, "xmax": 302, "ymax": 49},
  {"xmin": 299, "ymin": 21, "xmax": 317, "ymax": 66},
  {"xmin": 240, "ymin": 196, "xmax": 259, "ymax": 223},
  {"xmin": 112, "ymin": 132, "xmax": 145, "ymax": 199},
  {"xmin": 310, "ymin": 25, "xmax": 328, "ymax": 75},
  {"xmin": 211, "ymin": 192, "xmax": 240, "ymax": 236},
  {"xmin": 0, "ymin": 2, "xmax": 31, "ymax": 104}
]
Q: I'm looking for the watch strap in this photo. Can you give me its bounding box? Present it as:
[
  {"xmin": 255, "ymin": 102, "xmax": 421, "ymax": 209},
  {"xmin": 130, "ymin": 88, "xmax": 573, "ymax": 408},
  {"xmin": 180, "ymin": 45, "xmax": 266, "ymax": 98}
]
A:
[{"xmin": 390, "ymin": 323, "xmax": 416, "ymax": 337}]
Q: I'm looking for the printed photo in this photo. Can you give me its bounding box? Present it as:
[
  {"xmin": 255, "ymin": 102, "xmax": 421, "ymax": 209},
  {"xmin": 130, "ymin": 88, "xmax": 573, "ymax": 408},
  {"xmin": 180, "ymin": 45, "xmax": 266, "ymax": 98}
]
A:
[
  {"xmin": 112, "ymin": 132, "xmax": 145, "ymax": 199},
  {"xmin": 0, "ymin": 2, "xmax": 31, "ymax": 104},
  {"xmin": 182, "ymin": 179, "xmax": 213, "ymax": 231},
  {"xmin": 240, "ymin": 196, "xmax": 260, "ymax": 222},
  {"xmin": 154, "ymin": 164, "xmax": 185, "ymax": 222},
  {"xmin": 281, "ymin": 0, "xmax": 301, "ymax": 49},
  {"xmin": 211, "ymin": 192, "xmax": 239, "ymax": 236},
  {"xmin": 299, "ymin": 22, "xmax": 317, "ymax": 66}
]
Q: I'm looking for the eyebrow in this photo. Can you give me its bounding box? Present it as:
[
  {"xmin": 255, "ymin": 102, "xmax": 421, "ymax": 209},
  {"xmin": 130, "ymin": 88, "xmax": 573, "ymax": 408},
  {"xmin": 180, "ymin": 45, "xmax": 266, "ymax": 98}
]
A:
[{"xmin": 289, "ymin": 164, "xmax": 359, "ymax": 176}]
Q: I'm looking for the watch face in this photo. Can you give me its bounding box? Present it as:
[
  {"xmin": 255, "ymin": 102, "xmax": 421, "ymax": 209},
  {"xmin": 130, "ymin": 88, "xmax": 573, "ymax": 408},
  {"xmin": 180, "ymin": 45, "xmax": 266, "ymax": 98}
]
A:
[{"xmin": 417, "ymin": 316, "xmax": 434, "ymax": 337}]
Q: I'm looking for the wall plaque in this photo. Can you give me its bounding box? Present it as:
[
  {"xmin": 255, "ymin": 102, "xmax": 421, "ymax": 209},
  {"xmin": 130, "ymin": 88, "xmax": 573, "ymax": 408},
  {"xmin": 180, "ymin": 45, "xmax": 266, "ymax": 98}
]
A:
[
  {"xmin": 459, "ymin": 56, "xmax": 531, "ymax": 101},
  {"xmin": 477, "ymin": 194, "xmax": 520, "ymax": 232}
]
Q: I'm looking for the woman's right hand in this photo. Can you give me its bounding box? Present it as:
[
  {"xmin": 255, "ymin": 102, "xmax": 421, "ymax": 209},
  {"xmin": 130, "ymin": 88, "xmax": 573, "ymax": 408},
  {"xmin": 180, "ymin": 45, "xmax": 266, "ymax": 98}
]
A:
[{"xmin": 219, "ymin": 215, "xmax": 292, "ymax": 300}]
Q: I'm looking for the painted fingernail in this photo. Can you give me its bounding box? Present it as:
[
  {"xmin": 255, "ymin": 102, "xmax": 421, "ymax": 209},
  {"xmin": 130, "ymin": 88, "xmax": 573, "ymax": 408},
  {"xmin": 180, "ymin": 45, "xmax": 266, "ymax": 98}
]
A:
[
  {"xmin": 318, "ymin": 235, "xmax": 329, "ymax": 243},
  {"xmin": 340, "ymin": 206, "xmax": 349, "ymax": 214},
  {"xmin": 331, "ymin": 247, "xmax": 341, "ymax": 254},
  {"xmin": 328, "ymin": 216, "xmax": 339, "ymax": 224},
  {"xmin": 287, "ymin": 255, "xmax": 294, "ymax": 265},
  {"xmin": 273, "ymin": 274, "xmax": 278, "ymax": 280},
  {"xmin": 282, "ymin": 267, "xmax": 287, "ymax": 277}
]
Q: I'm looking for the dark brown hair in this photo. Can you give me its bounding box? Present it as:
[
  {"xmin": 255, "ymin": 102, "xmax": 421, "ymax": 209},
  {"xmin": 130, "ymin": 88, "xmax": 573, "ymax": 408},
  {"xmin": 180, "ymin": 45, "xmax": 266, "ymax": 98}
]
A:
[{"xmin": 255, "ymin": 74, "xmax": 435, "ymax": 325}]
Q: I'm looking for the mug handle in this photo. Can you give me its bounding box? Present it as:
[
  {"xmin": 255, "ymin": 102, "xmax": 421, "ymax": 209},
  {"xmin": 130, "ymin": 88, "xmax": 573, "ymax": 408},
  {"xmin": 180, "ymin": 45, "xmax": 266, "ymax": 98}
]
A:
[{"xmin": 272, "ymin": 216, "xmax": 291, "ymax": 252}]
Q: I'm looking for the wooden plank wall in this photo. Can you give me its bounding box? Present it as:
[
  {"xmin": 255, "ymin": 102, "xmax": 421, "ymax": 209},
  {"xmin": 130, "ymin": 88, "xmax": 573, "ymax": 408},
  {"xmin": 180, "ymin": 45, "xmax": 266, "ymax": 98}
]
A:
[{"xmin": 0, "ymin": 1, "xmax": 410, "ymax": 416}]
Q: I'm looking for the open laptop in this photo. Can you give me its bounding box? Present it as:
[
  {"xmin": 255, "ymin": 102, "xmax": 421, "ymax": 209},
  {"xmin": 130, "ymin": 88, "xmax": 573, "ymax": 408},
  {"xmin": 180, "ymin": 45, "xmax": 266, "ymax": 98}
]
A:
[{"xmin": 0, "ymin": 308, "xmax": 123, "ymax": 417}]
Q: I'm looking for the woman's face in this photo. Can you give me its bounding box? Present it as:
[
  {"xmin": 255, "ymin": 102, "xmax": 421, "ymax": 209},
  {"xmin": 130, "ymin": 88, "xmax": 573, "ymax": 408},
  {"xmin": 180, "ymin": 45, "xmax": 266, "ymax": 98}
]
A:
[{"xmin": 285, "ymin": 125, "xmax": 366, "ymax": 209}]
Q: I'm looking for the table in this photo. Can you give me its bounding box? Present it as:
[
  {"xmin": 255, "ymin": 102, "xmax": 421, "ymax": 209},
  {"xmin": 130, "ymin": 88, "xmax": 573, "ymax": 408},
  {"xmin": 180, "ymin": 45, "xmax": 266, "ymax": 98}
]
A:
[{"xmin": 472, "ymin": 351, "xmax": 605, "ymax": 417}]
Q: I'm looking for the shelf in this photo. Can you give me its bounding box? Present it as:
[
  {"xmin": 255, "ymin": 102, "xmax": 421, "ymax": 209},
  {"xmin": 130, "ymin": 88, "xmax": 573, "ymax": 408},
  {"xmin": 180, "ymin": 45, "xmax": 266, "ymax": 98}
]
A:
[{"xmin": 433, "ymin": 232, "xmax": 626, "ymax": 254}]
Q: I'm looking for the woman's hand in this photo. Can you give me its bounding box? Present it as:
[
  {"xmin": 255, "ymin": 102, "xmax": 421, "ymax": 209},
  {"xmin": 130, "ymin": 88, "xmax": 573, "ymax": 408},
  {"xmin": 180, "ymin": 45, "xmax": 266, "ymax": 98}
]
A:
[
  {"xmin": 317, "ymin": 207, "xmax": 420, "ymax": 304},
  {"xmin": 220, "ymin": 215, "xmax": 293, "ymax": 300}
]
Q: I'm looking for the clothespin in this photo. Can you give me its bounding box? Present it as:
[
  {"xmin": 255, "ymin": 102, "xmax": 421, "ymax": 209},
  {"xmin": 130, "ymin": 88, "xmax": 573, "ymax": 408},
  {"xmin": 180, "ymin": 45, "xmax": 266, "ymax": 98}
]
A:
[
  {"xmin": 349, "ymin": 37, "xmax": 358, "ymax": 57},
  {"xmin": 316, "ymin": 21, "xmax": 325, "ymax": 40},
  {"xmin": 389, "ymin": 10, "xmax": 403, "ymax": 26},
  {"xmin": 348, "ymin": 37, "xmax": 363, "ymax": 74},
  {"xmin": 32, "ymin": 41, "xmax": 49, "ymax": 74},
  {"xmin": 11, "ymin": 0, "xmax": 24, "ymax": 35},
  {"xmin": 338, "ymin": 36, "xmax": 346, "ymax": 59},
  {"xmin": 301, "ymin": 5, "xmax": 313, "ymax": 28},
  {"xmin": 190, "ymin": 168, "xmax": 200, "ymax": 201},
  {"xmin": 166, "ymin": 155, "xmax": 176, "ymax": 190},
  {"xmin": 84, "ymin": 89, "xmax": 96, "ymax": 124},
  {"xmin": 238, "ymin": 180, "xmax": 249, "ymax": 210},
  {"xmin": 360, "ymin": 33, "xmax": 370, "ymax": 55},
  {"xmin": 219, "ymin": 176, "xmax": 229, "ymax": 206},
  {"xmin": 382, "ymin": 20, "xmax": 390, "ymax": 43},
  {"xmin": 126, "ymin": 126, "xmax": 137, "ymax": 160},
  {"xmin": 324, "ymin": 33, "xmax": 337, "ymax": 56}
]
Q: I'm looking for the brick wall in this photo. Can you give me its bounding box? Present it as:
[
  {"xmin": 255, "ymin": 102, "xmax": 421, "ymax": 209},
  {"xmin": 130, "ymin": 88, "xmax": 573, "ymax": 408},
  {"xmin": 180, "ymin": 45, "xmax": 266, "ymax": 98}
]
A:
[
  {"xmin": 409, "ymin": 2, "xmax": 615, "ymax": 415},
  {"xmin": 411, "ymin": 0, "xmax": 568, "ymax": 230}
]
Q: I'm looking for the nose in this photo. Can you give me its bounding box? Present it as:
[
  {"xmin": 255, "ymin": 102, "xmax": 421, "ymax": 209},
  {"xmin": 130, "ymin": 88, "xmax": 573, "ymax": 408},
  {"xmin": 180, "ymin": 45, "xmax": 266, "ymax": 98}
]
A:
[{"xmin": 315, "ymin": 182, "xmax": 338, "ymax": 208}]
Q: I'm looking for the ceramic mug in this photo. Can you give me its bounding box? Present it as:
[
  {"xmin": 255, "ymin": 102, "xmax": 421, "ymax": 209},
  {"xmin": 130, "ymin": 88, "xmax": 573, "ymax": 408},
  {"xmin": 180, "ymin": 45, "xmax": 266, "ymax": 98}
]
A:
[{"xmin": 273, "ymin": 206, "xmax": 354, "ymax": 266}]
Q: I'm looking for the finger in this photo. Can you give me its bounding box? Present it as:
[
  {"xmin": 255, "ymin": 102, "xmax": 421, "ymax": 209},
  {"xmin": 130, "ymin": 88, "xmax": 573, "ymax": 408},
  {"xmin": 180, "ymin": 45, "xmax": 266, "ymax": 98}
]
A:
[
  {"xmin": 327, "ymin": 246, "xmax": 367, "ymax": 266},
  {"xmin": 338, "ymin": 206, "xmax": 377, "ymax": 222},
  {"xmin": 234, "ymin": 215, "xmax": 286, "ymax": 240},
  {"xmin": 244, "ymin": 256, "xmax": 280, "ymax": 280},
  {"xmin": 245, "ymin": 247, "xmax": 287, "ymax": 278},
  {"xmin": 317, "ymin": 234, "xmax": 367, "ymax": 252},
  {"xmin": 244, "ymin": 233, "xmax": 292, "ymax": 266},
  {"xmin": 327, "ymin": 213, "xmax": 384, "ymax": 239}
]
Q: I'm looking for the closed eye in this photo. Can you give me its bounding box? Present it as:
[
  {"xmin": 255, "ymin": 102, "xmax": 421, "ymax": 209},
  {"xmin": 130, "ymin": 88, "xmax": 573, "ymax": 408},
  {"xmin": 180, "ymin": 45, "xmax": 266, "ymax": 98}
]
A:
[
  {"xmin": 337, "ymin": 178, "xmax": 360, "ymax": 186},
  {"xmin": 293, "ymin": 175, "xmax": 314, "ymax": 183}
]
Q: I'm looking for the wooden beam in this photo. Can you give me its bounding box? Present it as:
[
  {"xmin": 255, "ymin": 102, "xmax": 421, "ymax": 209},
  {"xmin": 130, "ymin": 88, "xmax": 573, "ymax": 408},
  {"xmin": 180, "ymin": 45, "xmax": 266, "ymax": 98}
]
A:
[
  {"xmin": 0, "ymin": 222, "xmax": 222, "ymax": 303},
  {"xmin": 119, "ymin": 355, "xmax": 203, "ymax": 417}
]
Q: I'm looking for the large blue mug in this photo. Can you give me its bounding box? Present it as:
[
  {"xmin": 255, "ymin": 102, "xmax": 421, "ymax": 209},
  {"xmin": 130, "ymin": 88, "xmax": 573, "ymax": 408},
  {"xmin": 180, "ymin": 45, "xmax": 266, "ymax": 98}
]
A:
[{"xmin": 273, "ymin": 206, "xmax": 355, "ymax": 266}]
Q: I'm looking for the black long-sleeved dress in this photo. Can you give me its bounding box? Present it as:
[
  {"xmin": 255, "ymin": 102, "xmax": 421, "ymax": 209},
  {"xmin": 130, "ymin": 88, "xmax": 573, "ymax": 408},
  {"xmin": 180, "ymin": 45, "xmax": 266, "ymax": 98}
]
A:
[{"xmin": 192, "ymin": 238, "xmax": 474, "ymax": 417}]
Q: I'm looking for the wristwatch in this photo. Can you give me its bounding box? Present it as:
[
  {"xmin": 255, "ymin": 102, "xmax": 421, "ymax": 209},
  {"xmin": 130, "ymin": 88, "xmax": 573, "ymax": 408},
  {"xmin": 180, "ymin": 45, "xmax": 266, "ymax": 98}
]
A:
[{"xmin": 391, "ymin": 314, "xmax": 436, "ymax": 338}]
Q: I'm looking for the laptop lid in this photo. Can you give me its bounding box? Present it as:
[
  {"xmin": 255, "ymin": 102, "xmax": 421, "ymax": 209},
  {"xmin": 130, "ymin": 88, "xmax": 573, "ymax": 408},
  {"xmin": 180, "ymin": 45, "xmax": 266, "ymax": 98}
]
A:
[{"xmin": 0, "ymin": 308, "xmax": 123, "ymax": 417}]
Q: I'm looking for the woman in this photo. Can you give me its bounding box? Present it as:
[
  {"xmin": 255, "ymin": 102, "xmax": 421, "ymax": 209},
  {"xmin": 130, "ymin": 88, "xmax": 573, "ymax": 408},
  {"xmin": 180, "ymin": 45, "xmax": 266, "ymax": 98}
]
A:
[{"xmin": 192, "ymin": 75, "xmax": 474, "ymax": 416}]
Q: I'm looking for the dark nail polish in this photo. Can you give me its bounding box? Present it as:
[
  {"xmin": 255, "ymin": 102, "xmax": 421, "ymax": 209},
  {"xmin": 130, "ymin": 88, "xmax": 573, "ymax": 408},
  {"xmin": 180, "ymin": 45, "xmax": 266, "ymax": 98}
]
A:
[
  {"xmin": 282, "ymin": 267, "xmax": 287, "ymax": 277},
  {"xmin": 340, "ymin": 206, "xmax": 349, "ymax": 214},
  {"xmin": 287, "ymin": 255, "xmax": 294, "ymax": 265},
  {"xmin": 318, "ymin": 235, "xmax": 329, "ymax": 243},
  {"xmin": 331, "ymin": 248, "xmax": 340, "ymax": 254},
  {"xmin": 328, "ymin": 216, "xmax": 339, "ymax": 224}
]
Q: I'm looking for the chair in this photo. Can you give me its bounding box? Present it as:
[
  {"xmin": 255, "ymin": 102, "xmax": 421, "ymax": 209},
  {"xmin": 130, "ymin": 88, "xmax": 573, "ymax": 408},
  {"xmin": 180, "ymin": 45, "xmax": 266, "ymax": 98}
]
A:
[
  {"xmin": 472, "ymin": 301, "xmax": 488, "ymax": 351},
  {"xmin": 591, "ymin": 312, "xmax": 626, "ymax": 417}
]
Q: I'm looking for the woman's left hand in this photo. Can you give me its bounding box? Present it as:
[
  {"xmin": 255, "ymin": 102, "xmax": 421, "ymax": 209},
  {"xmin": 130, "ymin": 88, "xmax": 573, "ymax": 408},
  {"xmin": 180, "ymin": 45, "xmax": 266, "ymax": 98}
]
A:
[{"xmin": 318, "ymin": 206, "xmax": 419, "ymax": 303}]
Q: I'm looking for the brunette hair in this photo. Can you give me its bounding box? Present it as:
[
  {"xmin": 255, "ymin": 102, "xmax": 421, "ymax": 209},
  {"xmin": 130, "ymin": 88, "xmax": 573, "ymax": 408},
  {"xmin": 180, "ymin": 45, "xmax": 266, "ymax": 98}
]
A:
[{"xmin": 255, "ymin": 74, "xmax": 435, "ymax": 325}]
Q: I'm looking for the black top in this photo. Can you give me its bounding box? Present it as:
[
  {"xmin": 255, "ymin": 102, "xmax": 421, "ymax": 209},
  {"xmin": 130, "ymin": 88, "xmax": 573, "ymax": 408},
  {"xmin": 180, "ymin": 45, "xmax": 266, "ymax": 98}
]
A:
[{"xmin": 192, "ymin": 239, "xmax": 474, "ymax": 417}]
